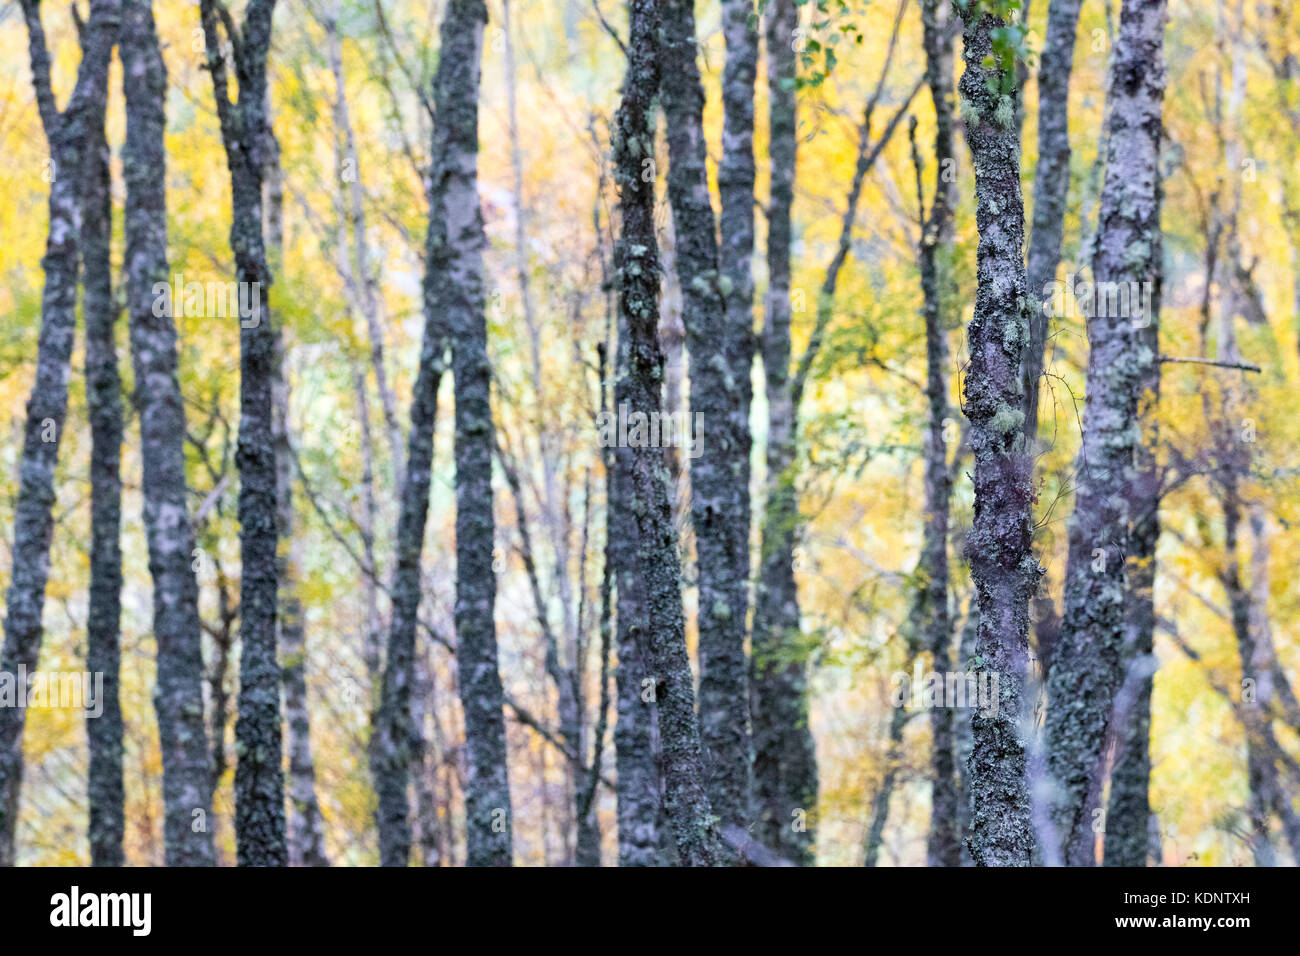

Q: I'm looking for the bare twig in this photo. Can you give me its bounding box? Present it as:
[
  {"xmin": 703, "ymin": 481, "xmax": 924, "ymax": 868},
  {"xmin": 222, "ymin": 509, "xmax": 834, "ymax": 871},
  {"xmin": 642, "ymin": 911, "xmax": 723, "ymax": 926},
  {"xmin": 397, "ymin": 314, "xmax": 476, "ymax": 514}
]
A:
[{"xmin": 1160, "ymin": 356, "xmax": 1262, "ymax": 373}]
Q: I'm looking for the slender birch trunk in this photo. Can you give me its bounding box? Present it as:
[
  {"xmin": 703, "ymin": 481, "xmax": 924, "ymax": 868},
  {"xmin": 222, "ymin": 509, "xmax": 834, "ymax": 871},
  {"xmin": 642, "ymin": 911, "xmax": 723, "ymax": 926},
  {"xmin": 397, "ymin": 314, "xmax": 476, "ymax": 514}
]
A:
[
  {"xmin": 1021, "ymin": 0, "xmax": 1085, "ymax": 441},
  {"xmin": 82, "ymin": 17, "xmax": 125, "ymax": 867},
  {"xmin": 199, "ymin": 0, "xmax": 287, "ymax": 866},
  {"xmin": 431, "ymin": 0, "xmax": 514, "ymax": 867},
  {"xmin": 0, "ymin": 0, "xmax": 120, "ymax": 866},
  {"xmin": 751, "ymin": 0, "xmax": 819, "ymax": 865},
  {"xmin": 916, "ymin": 0, "xmax": 959, "ymax": 868},
  {"xmin": 615, "ymin": 0, "xmax": 719, "ymax": 867},
  {"xmin": 1046, "ymin": 0, "xmax": 1167, "ymax": 867},
  {"xmin": 956, "ymin": 2, "xmax": 1039, "ymax": 867},
  {"xmin": 660, "ymin": 0, "xmax": 753, "ymax": 843}
]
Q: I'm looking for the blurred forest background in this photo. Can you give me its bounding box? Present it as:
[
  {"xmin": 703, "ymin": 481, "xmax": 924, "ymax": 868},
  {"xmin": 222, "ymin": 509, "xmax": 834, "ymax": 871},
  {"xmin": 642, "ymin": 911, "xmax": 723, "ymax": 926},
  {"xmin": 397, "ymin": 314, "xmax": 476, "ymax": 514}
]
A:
[{"xmin": 1, "ymin": 0, "xmax": 1298, "ymax": 866}]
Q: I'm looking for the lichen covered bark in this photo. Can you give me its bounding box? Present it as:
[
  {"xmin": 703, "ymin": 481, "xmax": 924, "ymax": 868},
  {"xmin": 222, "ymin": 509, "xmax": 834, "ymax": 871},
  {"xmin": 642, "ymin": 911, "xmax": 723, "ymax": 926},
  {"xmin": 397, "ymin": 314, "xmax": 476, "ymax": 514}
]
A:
[
  {"xmin": 120, "ymin": 0, "xmax": 217, "ymax": 867},
  {"xmin": 659, "ymin": 0, "xmax": 753, "ymax": 843},
  {"xmin": 267, "ymin": 137, "xmax": 329, "ymax": 867},
  {"xmin": 440, "ymin": 0, "xmax": 514, "ymax": 868},
  {"xmin": 614, "ymin": 0, "xmax": 719, "ymax": 867},
  {"xmin": 82, "ymin": 27, "xmax": 125, "ymax": 867},
  {"xmin": 912, "ymin": 0, "xmax": 961, "ymax": 867},
  {"xmin": 1046, "ymin": 0, "xmax": 1166, "ymax": 867},
  {"xmin": 0, "ymin": 0, "xmax": 120, "ymax": 866},
  {"xmin": 956, "ymin": 2, "xmax": 1040, "ymax": 867},
  {"xmin": 370, "ymin": 290, "xmax": 446, "ymax": 867},
  {"xmin": 1021, "ymin": 0, "xmax": 1085, "ymax": 441},
  {"xmin": 751, "ymin": 0, "xmax": 818, "ymax": 867},
  {"xmin": 612, "ymin": 415, "xmax": 660, "ymax": 866},
  {"xmin": 199, "ymin": 0, "xmax": 287, "ymax": 866}
]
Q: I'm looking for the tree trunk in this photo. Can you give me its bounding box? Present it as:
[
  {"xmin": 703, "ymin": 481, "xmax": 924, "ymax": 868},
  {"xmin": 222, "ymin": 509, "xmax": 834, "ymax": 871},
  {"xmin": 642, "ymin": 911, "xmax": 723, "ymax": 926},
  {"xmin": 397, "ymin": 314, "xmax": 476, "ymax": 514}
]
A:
[
  {"xmin": 1046, "ymin": 0, "xmax": 1166, "ymax": 867},
  {"xmin": 119, "ymin": 0, "xmax": 217, "ymax": 866},
  {"xmin": 322, "ymin": 0, "xmax": 406, "ymax": 492},
  {"xmin": 368, "ymin": 0, "xmax": 473, "ymax": 860},
  {"xmin": 615, "ymin": 0, "xmax": 719, "ymax": 867},
  {"xmin": 1221, "ymin": 487, "xmax": 1279, "ymax": 865},
  {"xmin": 435, "ymin": 0, "xmax": 514, "ymax": 868},
  {"xmin": 252, "ymin": 92, "xmax": 329, "ymax": 867},
  {"xmin": 0, "ymin": 0, "xmax": 120, "ymax": 866},
  {"xmin": 956, "ymin": 4, "xmax": 1039, "ymax": 867},
  {"xmin": 917, "ymin": 0, "xmax": 959, "ymax": 869},
  {"xmin": 83, "ymin": 21, "xmax": 125, "ymax": 867},
  {"xmin": 366, "ymin": 285, "xmax": 440, "ymax": 866},
  {"xmin": 1103, "ymin": 149, "xmax": 1165, "ymax": 868},
  {"xmin": 576, "ymin": 458, "xmax": 614, "ymax": 866},
  {"xmin": 199, "ymin": 0, "xmax": 287, "ymax": 866},
  {"xmin": 1021, "ymin": 0, "xmax": 1085, "ymax": 442},
  {"xmin": 862, "ymin": 688, "xmax": 912, "ymax": 866},
  {"xmin": 612, "ymin": 464, "xmax": 660, "ymax": 865},
  {"xmin": 660, "ymin": 0, "xmax": 753, "ymax": 845},
  {"xmin": 750, "ymin": 0, "xmax": 819, "ymax": 867},
  {"xmin": 609, "ymin": 332, "xmax": 661, "ymax": 865},
  {"xmin": 955, "ymin": 599, "xmax": 977, "ymax": 865},
  {"xmin": 411, "ymin": 643, "xmax": 443, "ymax": 866}
]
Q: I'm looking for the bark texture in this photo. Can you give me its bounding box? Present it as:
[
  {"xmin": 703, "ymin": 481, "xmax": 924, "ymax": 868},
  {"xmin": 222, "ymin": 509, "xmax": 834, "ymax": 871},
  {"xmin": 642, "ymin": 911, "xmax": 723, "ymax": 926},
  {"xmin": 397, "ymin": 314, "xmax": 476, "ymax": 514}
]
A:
[
  {"xmin": 614, "ymin": 0, "xmax": 719, "ymax": 867},
  {"xmin": 955, "ymin": 599, "xmax": 978, "ymax": 865},
  {"xmin": 1021, "ymin": 0, "xmax": 1085, "ymax": 441},
  {"xmin": 1046, "ymin": 0, "xmax": 1166, "ymax": 867},
  {"xmin": 440, "ymin": 0, "xmax": 514, "ymax": 868},
  {"xmin": 862, "ymin": 692, "xmax": 911, "ymax": 866},
  {"xmin": 199, "ymin": 0, "xmax": 287, "ymax": 866},
  {"xmin": 751, "ymin": 0, "xmax": 819, "ymax": 866},
  {"xmin": 917, "ymin": 0, "xmax": 959, "ymax": 868},
  {"xmin": 83, "ymin": 20, "xmax": 125, "ymax": 867},
  {"xmin": 121, "ymin": 0, "xmax": 217, "ymax": 867},
  {"xmin": 660, "ymin": 0, "xmax": 753, "ymax": 843},
  {"xmin": 1103, "ymin": 4, "xmax": 1167, "ymax": 864},
  {"xmin": 610, "ymin": 336, "xmax": 661, "ymax": 865},
  {"xmin": 0, "ymin": 0, "xmax": 120, "ymax": 866},
  {"xmin": 956, "ymin": 3, "xmax": 1039, "ymax": 867},
  {"xmin": 266, "ymin": 135, "xmax": 329, "ymax": 868}
]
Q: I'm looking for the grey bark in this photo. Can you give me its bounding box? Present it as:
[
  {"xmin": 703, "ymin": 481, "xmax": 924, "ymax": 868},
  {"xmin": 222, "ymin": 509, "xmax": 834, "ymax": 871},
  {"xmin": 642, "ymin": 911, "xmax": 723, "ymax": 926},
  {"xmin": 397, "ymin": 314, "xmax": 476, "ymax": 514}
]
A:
[
  {"xmin": 1245, "ymin": 509, "xmax": 1300, "ymax": 863},
  {"xmin": 1221, "ymin": 487, "xmax": 1279, "ymax": 865},
  {"xmin": 82, "ymin": 15, "xmax": 125, "ymax": 867},
  {"xmin": 916, "ymin": 0, "xmax": 959, "ymax": 868},
  {"xmin": 614, "ymin": 0, "xmax": 719, "ymax": 867},
  {"xmin": 660, "ymin": 0, "xmax": 753, "ymax": 843},
  {"xmin": 1046, "ymin": 0, "xmax": 1166, "ymax": 867},
  {"xmin": 0, "ymin": 0, "xmax": 120, "ymax": 866},
  {"xmin": 411, "ymin": 643, "xmax": 443, "ymax": 866},
  {"xmin": 751, "ymin": 0, "xmax": 818, "ymax": 866},
  {"xmin": 278, "ymin": 544, "xmax": 328, "ymax": 866},
  {"xmin": 609, "ymin": 341, "xmax": 661, "ymax": 865},
  {"xmin": 439, "ymin": 0, "xmax": 514, "ymax": 868},
  {"xmin": 862, "ymin": 682, "xmax": 913, "ymax": 866},
  {"xmin": 576, "ymin": 459, "xmax": 614, "ymax": 866},
  {"xmin": 1021, "ymin": 0, "xmax": 1085, "ymax": 442},
  {"xmin": 955, "ymin": 598, "xmax": 977, "ymax": 865},
  {"xmin": 1103, "ymin": 116, "xmax": 1165, "ymax": 870},
  {"xmin": 199, "ymin": 0, "xmax": 287, "ymax": 866},
  {"xmin": 369, "ymin": 0, "xmax": 474, "ymax": 864},
  {"xmin": 351, "ymin": 363, "xmax": 383, "ymax": 685},
  {"xmin": 120, "ymin": 0, "xmax": 216, "ymax": 866},
  {"xmin": 266, "ymin": 135, "xmax": 329, "ymax": 867},
  {"xmin": 956, "ymin": 3, "xmax": 1040, "ymax": 867}
]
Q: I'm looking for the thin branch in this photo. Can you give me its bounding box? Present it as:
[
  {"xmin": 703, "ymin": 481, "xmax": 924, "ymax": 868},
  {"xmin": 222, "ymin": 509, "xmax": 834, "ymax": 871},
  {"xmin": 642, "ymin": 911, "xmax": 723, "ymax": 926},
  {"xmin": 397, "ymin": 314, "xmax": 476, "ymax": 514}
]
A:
[
  {"xmin": 1160, "ymin": 355, "xmax": 1262, "ymax": 373},
  {"xmin": 589, "ymin": 0, "xmax": 626, "ymax": 55},
  {"xmin": 17, "ymin": 0, "xmax": 59, "ymax": 137}
]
